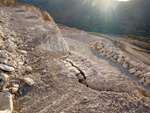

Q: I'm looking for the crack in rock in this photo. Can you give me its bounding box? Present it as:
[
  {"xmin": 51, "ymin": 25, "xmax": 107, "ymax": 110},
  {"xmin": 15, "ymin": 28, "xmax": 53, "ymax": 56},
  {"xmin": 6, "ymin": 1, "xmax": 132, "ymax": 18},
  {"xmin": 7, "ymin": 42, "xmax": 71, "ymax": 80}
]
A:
[{"xmin": 60, "ymin": 54, "xmax": 150, "ymax": 99}]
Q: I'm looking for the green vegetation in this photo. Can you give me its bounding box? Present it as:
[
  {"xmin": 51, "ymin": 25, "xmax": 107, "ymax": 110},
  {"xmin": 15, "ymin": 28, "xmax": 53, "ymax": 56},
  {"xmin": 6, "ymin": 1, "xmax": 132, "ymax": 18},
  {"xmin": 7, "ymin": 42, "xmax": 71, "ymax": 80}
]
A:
[{"xmin": 124, "ymin": 35, "xmax": 150, "ymax": 43}]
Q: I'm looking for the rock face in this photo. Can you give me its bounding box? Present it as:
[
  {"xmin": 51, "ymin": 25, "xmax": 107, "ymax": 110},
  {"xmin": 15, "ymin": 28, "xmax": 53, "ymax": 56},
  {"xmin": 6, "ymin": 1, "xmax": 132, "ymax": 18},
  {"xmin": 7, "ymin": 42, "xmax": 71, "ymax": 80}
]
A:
[
  {"xmin": 38, "ymin": 30, "xmax": 69, "ymax": 51},
  {"xmin": 0, "ymin": 92, "xmax": 13, "ymax": 111},
  {"xmin": 0, "ymin": 64, "xmax": 14, "ymax": 72}
]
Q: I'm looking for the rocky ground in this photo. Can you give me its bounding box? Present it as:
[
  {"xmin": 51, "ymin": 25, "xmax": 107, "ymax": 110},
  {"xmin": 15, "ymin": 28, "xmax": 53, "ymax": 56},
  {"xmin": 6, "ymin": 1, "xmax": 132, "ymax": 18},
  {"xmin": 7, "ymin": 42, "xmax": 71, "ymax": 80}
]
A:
[{"xmin": 0, "ymin": 3, "xmax": 150, "ymax": 113}]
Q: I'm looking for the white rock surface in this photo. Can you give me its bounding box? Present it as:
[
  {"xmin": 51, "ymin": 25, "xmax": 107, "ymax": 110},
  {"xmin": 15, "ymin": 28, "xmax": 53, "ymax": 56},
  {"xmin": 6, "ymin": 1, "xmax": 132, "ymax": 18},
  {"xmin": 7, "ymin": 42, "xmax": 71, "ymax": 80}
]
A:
[
  {"xmin": 0, "ymin": 64, "xmax": 14, "ymax": 72},
  {"xmin": 128, "ymin": 68, "xmax": 136, "ymax": 74},
  {"xmin": 1, "ymin": 73, "xmax": 9, "ymax": 81},
  {"xmin": 134, "ymin": 70, "xmax": 142, "ymax": 77},
  {"xmin": 0, "ymin": 92, "xmax": 13, "ymax": 111},
  {"xmin": 0, "ymin": 109, "xmax": 11, "ymax": 113},
  {"xmin": 145, "ymin": 77, "xmax": 150, "ymax": 84},
  {"xmin": 25, "ymin": 66, "xmax": 32, "ymax": 72},
  {"xmin": 122, "ymin": 62, "xmax": 128, "ymax": 68},
  {"xmin": 24, "ymin": 78, "xmax": 34, "ymax": 86},
  {"xmin": 7, "ymin": 60, "xmax": 16, "ymax": 68},
  {"xmin": 125, "ymin": 57, "xmax": 130, "ymax": 62},
  {"xmin": 11, "ymin": 87, "xmax": 18, "ymax": 94},
  {"xmin": 139, "ymin": 77, "xmax": 145, "ymax": 83},
  {"xmin": 143, "ymin": 72, "xmax": 150, "ymax": 77}
]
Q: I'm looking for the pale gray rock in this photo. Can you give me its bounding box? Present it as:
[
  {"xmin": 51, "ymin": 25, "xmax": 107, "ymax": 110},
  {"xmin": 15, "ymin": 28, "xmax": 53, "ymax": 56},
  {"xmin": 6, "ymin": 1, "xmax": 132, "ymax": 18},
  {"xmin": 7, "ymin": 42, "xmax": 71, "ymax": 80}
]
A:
[
  {"xmin": 25, "ymin": 66, "xmax": 32, "ymax": 72},
  {"xmin": 145, "ymin": 77, "xmax": 150, "ymax": 84},
  {"xmin": 0, "ymin": 92, "xmax": 13, "ymax": 111},
  {"xmin": 134, "ymin": 70, "xmax": 142, "ymax": 77},
  {"xmin": 68, "ymin": 67, "xmax": 80, "ymax": 75},
  {"xmin": 128, "ymin": 61, "xmax": 137, "ymax": 67},
  {"xmin": 0, "ymin": 64, "xmax": 14, "ymax": 72},
  {"xmin": 11, "ymin": 87, "xmax": 18, "ymax": 94},
  {"xmin": 2, "ymin": 88, "xmax": 9, "ymax": 93},
  {"xmin": 1, "ymin": 73, "xmax": 9, "ymax": 81},
  {"xmin": 100, "ymin": 53, "xmax": 106, "ymax": 56},
  {"xmin": 128, "ymin": 68, "xmax": 136, "ymax": 74},
  {"xmin": 0, "ymin": 109, "xmax": 11, "ymax": 113},
  {"xmin": 7, "ymin": 46, "xmax": 14, "ymax": 52},
  {"xmin": 122, "ymin": 62, "xmax": 128, "ymax": 68},
  {"xmin": 117, "ymin": 57, "xmax": 122, "ymax": 63},
  {"xmin": 17, "ymin": 50, "xmax": 27, "ymax": 54},
  {"xmin": 125, "ymin": 57, "xmax": 130, "ymax": 62},
  {"xmin": 12, "ymin": 84, "xmax": 19, "ymax": 88},
  {"xmin": 139, "ymin": 77, "xmax": 145, "ymax": 83},
  {"xmin": 37, "ymin": 27, "xmax": 69, "ymax": 51},
  {"xmin": 7, "ymin": 60, "xmax": 16, "ymax": 68},
  {"xmin": 24, "ymin": 78, "xmax": 34, "ymax": 86},
  {"xmin": 143, "ymin": 72, "xmax": 150, "ymax": 77}
]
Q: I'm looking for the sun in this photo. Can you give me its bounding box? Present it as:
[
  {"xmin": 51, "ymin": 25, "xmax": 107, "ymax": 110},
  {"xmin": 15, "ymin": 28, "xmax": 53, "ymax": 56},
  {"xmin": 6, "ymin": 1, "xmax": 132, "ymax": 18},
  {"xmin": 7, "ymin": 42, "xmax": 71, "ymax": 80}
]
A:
[{"xmin": 117, "ymin": 0, "xmax": 129, "ymax": 2}]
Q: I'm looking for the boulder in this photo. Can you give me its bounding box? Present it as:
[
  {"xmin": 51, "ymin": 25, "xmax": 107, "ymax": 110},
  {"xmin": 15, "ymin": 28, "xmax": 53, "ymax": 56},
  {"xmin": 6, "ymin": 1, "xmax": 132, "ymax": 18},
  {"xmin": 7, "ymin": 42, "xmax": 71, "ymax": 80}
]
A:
[
  {"xmin": 7, "ymin": 60, "xmax": 16, "ymax": 68},
  {"xmin": 125, "ymin": 57, "xmax": 130, "ymax": 62},
  {"xmin": 0, "ymin": 64, "xmax": 14, "ymax": 72},
  {"xmin": 145, "ymin": 77, "xmax": 150, "ymax": 84},
  {"xmin": 25, "ymin": 66, "xmax": 32, "ymax": 72},
  {"xmin": 143, "ymin": 72, "xmax": 150, "ymax": 77},
  {"xmin": 0, "ymin": 92, "xmax": 13, "ymax": 111},
  {"xmin": 128, "ymin": 68, "xmax": 136, "ymax": 74},
  {"xmin": 11, "ymin": 87, "xmax": 18, "ymax": 94},
  {"xmin": 100, "ymin": 53, "xmax": 105, "ymax": 56},
  {"xmin": 122, "ymin": 62, "xmax": 128, "ymax": 68},
  {"xmin": 139, "ymin": 77, "xmax": 145, "ymax": 83},
  {"xmin": 24, "ymin": 78, "xmax": 34, "ymax": 86},
  {"xmin": 134, "ymin": 70, "xmax": 142, "ymax": 77},
  {"xmin": 128, "ymin": 61, "xmax": 137, "ymax": 67},
  {"xmin": 1, "ymin": 73, "xmax": 9, "ymax": 81},
  {"xmin": 117, "ymin": 57, "xmax": 122, "ymax": 63}
]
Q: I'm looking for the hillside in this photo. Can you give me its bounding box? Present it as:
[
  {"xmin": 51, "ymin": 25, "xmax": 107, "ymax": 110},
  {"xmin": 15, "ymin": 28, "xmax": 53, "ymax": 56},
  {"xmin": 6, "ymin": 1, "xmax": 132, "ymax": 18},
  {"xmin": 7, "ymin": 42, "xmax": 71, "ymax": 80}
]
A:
[
  {"xmin": 0, "ymin": 0, "xmax": 150, "ymax": 113},
  {"xmin": 15, "ymin": 0, "xmax": 150, "ymax": 37}
]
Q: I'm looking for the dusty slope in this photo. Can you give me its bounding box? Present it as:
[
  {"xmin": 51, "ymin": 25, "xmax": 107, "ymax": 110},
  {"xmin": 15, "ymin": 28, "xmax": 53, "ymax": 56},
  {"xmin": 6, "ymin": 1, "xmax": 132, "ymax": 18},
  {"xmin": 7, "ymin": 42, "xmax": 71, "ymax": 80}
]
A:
[{"xmin": 0, "ymin": 4, "xmax": 150, "ymax": 113}]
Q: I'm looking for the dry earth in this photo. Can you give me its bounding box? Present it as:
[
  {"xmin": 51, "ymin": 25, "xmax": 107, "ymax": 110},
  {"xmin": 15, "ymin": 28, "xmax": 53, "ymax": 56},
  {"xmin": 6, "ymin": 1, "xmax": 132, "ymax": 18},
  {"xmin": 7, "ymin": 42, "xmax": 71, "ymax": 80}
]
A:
[{"xmin": 0, "ymin": 4, "xmax": 150, "ymax": 113}]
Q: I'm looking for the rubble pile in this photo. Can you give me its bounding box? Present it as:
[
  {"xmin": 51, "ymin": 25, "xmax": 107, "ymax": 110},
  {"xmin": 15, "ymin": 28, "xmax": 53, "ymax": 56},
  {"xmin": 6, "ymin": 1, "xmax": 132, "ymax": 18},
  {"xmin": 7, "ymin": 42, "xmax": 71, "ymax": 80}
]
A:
[{"xmin": 91, "ymin": 41, "xmax": 150, "ymax": 86}]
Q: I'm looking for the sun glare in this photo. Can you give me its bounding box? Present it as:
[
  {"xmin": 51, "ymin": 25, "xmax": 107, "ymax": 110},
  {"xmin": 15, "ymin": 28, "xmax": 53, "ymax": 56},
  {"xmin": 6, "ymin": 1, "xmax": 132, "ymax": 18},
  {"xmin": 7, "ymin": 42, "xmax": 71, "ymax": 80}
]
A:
[{"xmin": 117, "ymin": 0, "xmax": 129, "ymax": 2}]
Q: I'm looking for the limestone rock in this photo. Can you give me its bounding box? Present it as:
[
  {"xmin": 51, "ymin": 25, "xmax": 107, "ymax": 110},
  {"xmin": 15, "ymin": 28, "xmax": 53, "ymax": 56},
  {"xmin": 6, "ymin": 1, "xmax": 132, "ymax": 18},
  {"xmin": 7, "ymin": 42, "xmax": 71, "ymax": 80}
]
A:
[
  {"xmin": 145, "ymin": 77, "xmax": 150, "ymax": 84},
  {"xmin": 117, "ymin": 57, "xmax": 122, "ymax": 63},
  {"xmin": 0, "ymin": 64, "xmax": 14, "ymax": 72},
  {"xmin": 7, "ymin": 60, "xmax": 16, "ymax": 68},
  {"xmin": 76, "ymin": 74, "xmax": 84, "ymax": 80},
  {"xmin": 24, "ymin": 78, "xmax": 34, "ymax": 86},
  {"xmin": 12, "ymin": 84, "xmax": 19, "ymax": 88},
  {"xmin": 0, "ymin": 109, "xmax": 11, "ymax": 113},
  {"xmin": 111, "ymin": 57, "xmax": 117, "ymax": 62},
  {"xmin": 37, "ymin": 29, "xmax": 69, "ymax": 51},
  {"xmin": 0, "ymin": 92, "xmax": 13, "ymax": 111},
  {"xmin": 17, "ymin": 50, "xmax": 27, "ymax": 54},
  {"xmin": 100, "ymin": 53, "xmax": 105, "ymax": 56},
  {"xmin": 128, "ymin": 68, "xmax": 136, "ymax": 74},
  {"xmin": 134, "ymin": 70, "xmax": 142, "ymax": 77},
  {"xmin": 125, "ymin": 57, "xmax": 130, "ymax": 62},
  {"xmin": 128, "ymin": 61, "xmax": 137, "ymax": 67},
  {"xmin": 143, "ymin": 72, "xmax": 150, "ymax": 77},
  {"xmin": 25, "ymin": 66, "xmax": 32, "ymax": 72},
  {"xmin": 2, "ymin": 88, "xmax": 9, "ymax": 93},
  {"xmin": 7, "ymin": 46, "xmax": 15, "ymax": 52},
  {"xmin": 139, "ymin": 77, "xmax": 145, "ymax": 83},
  {"xmin": 11, "ymin": 87, "xmax": 18, "ymax": 94},
  {"xmin": 122, "ymin": 62, "xmax": 128, "ymax": 68},
  {"xmin": 1, "ymin": 73, "xmax": 9, "ymax": 81}
]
